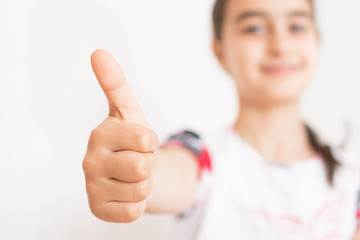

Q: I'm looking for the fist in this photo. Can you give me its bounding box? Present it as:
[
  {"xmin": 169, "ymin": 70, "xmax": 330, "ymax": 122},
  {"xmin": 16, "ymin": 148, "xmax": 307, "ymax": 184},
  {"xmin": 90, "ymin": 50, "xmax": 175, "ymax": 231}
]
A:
[{"xmin": 83, "ymin": 49, "xmax": 158, "ymax": 223}]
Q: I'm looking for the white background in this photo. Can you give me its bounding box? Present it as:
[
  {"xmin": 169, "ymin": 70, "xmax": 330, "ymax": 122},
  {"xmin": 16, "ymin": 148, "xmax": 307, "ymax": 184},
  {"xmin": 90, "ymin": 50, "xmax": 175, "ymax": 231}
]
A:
[{"xmin": 0, "ymin": 0, "xmax": 359, "ymax": 239}]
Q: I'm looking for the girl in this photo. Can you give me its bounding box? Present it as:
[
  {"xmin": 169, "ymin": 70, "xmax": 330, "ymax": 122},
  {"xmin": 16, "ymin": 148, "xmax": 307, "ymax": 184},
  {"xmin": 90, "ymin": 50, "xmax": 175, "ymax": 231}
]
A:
[{"xmin": 83, "ymin": 0, "xmax": 360, "ymax": 239}]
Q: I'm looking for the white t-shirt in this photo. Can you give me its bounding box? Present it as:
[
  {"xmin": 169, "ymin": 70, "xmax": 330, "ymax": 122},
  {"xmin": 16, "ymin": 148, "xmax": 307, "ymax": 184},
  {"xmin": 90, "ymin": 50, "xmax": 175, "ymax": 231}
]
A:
[{"xmin": 171, "ymin": 126, "xmax": 360, "ymax": 240}]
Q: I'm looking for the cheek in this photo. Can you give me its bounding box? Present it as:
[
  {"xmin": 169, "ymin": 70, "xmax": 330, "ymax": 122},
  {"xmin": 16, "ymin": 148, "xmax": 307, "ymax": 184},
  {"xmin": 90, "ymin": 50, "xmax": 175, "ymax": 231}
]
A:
[
  {"xmin": 263, "ymin": 40, "xmax": 319, "ymax": 101},
  {"xmin": 224, "ymin": 38, "xmax": 265, "ymax": 85},
  {"xmin": 222, "ymin": 37, "xmax": 270, "ymax": 102},
  {"xmin": 295, "ymin": 37, "xmax": 318, "ymax": 92},
  {"xmin": 220, "ymin": 33, "xmax": 319, "ymax": 104},
  {"xmin": 302, "ymin": 40, "xmax": 318, "ymax": 75}
]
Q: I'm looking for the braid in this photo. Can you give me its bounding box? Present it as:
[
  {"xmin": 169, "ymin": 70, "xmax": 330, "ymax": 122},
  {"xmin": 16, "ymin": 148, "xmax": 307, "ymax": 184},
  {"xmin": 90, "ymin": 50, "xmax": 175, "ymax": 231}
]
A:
[{"xmin": 305, "ymin": 124, "xmax": 340, "ymax": 186}]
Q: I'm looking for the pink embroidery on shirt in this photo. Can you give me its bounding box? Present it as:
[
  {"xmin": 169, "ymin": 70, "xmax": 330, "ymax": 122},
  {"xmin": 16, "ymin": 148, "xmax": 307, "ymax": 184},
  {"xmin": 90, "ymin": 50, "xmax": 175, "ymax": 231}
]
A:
[{"xmin": 251, "ymin": 191, "xmax": 346, "ymax": 239}]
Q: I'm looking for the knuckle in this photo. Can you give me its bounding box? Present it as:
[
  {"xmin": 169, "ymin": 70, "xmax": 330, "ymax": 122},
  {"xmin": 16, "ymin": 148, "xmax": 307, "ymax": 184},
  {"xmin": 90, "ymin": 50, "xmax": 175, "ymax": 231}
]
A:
[
  {"xmin": 133, "ymin": 158, "xmax": 150, "ymax": 180},
  {"xmin": 148, "ymin": 153, "xmax": 157, "ymax": 166},
  {"xmin": 89, "ymin": 201, "xmax": 118, "ymax": 223},
  {"xmin": 148, "ymin": 129, "xmax": 159, "ymax": 150},
  {"xmin": 82, "ymin": 155, "xmax": 99, "ymax": 177},
  {"xmin": 150, "ymin": 130, "xmax": 159, "ymax": 148},
  {"xmin": 89, "ymin": 128, "xmax": 99, "ymax": 143},
  {"xmin": 88, "ymin": 202, "xmax": 102, "ymax": 219},
  {"xmin": 135, "ymin": 180, "xmax": 151, "ymax": 200},
  {"xmin": 82, "ymin": 156, "xmax": 93, "ymax": 174},
  {"xmin": 124, "ymin": 204, "xmax": 142, "ymax": 222},
  {"xmin": 88, "ymin": 127, "xmax": 104, "ymax": 146},
  {"xmin": 82, "ymin": 158, "xmax": 89, "ymax": 173},
  {"xmin": 135, "ymin": 129, "xmax": 158, "ymax": 152},
  {"xmin": 136, "ymin": 134, "xmax": 151, "ymax": 152}
]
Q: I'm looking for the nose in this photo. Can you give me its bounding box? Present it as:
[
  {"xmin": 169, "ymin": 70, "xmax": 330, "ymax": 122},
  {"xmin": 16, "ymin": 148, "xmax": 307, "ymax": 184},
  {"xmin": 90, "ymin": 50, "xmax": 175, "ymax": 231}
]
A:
[{"xmin": 267, "ymin": 27, "xmax": 292, "ymax": 58}]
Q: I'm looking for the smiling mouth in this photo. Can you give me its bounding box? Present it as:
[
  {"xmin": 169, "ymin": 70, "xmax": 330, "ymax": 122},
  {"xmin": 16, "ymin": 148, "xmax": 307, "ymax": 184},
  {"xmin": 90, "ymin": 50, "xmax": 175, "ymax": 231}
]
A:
[{"xmin": 262, "ymin": 65, "xmax": 298, "ymax": 77}]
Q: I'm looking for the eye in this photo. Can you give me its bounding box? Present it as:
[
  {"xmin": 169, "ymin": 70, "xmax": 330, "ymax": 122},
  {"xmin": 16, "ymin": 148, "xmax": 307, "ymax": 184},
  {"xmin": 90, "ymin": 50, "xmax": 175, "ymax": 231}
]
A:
[
  {"xmin": 290, "ymin": 24, "xmax": 306, "ymax": 33},
  {"xmin": 243, "ymin": 25, "xmax": 266, "ymax": 35}
]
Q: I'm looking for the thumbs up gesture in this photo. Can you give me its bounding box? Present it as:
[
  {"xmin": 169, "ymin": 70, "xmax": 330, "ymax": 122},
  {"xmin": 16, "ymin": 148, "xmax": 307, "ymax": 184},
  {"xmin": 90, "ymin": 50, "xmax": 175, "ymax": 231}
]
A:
[{"xmin": 83, "ymin": 50, "xmax": 159, "ymax": 223}]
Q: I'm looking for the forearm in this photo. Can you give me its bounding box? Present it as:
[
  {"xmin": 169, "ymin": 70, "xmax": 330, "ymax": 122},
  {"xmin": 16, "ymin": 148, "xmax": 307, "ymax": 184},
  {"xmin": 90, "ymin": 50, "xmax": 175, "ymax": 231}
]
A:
[
  {"xmin": 145, "ymin": 145, "xmax": 199, "ymax": 214},
  {"xmin": 353, "ymin": 227, "xmax": 360, "ymax": 240}
]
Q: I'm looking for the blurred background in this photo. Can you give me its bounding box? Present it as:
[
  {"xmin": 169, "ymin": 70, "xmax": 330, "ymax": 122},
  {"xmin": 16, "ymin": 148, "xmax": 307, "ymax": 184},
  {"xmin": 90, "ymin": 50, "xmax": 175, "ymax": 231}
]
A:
[{"xmin": 0, "ymin": 0, "xmax": 359, "ymax": 239}]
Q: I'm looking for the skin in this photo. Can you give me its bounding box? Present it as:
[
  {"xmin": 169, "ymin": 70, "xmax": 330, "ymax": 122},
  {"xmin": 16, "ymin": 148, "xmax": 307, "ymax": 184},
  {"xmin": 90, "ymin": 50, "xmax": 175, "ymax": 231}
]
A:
[
  {"xmin": 213, "ymin": 0, "xmax": 319, "ymax": 164},
  {"xmin": 83, "ymin": 0, "xmax": 360, "ymax": 237},
  {"xmin": 83, "ymin": 50, "xmax": 199, "ymax": 223}
]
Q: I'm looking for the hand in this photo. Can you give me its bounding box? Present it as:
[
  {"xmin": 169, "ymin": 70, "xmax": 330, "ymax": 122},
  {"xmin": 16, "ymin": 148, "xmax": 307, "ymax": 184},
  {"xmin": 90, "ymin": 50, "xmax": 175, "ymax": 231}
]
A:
[{"xmin": 82, "ymin": 49, "xmax": 158, "ymax": 223}]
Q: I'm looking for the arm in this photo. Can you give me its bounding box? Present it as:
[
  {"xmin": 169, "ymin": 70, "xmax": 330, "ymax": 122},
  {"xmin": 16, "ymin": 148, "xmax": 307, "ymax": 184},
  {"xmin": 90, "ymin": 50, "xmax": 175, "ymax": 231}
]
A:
[
  {"xmin": 146, "ymin": 145, "xmax": 199, "ymax": 214},
  {"xmin": 353, "ymin": 228, "xmax": 360, "ymax": 240},
  {"xmin": 82, "ymin": 49, "xmax": 199, "ymax": 223}
]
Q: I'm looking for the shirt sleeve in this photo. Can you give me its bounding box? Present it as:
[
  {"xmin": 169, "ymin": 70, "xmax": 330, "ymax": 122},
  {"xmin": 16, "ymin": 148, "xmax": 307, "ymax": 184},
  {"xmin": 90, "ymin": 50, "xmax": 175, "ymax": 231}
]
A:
[
  {"xmin": 159, "ymin": 129, "xmax": 214, "ymax": 219},
  {"xmin": 356, "ymin": 191, "xmax": 360, "ymax": 226},
  {"xmin": 160, "ymin": 129, "xmax": 212, "ymax": 180}
]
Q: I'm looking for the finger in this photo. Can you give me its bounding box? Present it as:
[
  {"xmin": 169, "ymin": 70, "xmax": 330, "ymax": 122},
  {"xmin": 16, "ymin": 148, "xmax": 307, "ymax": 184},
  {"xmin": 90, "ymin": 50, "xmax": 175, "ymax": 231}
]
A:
[
  {"xmin": 104, "ymin": 151, "xmax": 156, "ymax": 182},
  {"xmin": 91, "ymin": 200, "xmax": 147, "ymax": 223},
  {"xmin": 91, "ymin": 49, "xmax": 148, "ymax": 127},
  {"xmin": 89, "ymin": 119, "xmax": 158, "ymax": 153},
  {"xmin": 96, "ymin": 178, "xmax": 153, "ymax": 202}
]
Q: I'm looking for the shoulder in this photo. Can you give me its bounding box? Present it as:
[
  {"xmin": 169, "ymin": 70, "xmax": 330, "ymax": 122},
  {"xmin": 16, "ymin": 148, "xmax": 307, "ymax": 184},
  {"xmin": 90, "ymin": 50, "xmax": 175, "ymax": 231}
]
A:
[{"xmin": 160, "ymin": 126, "xmax": 239, "ymax": 174}]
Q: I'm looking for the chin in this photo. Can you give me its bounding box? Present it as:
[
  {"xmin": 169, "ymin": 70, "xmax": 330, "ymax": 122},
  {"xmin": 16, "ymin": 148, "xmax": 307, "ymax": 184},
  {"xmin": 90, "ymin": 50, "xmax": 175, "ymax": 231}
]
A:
[
  {"xmin": 260, "ymin": 75, "xmax": 310, "ymax": 103},
  {"xmin": 259, "ymin": 87, "xmax": 305, "ymax": 106},
  {"xmin": 236, "ymin": 73, "xmax": 311, "ymax": 106}
]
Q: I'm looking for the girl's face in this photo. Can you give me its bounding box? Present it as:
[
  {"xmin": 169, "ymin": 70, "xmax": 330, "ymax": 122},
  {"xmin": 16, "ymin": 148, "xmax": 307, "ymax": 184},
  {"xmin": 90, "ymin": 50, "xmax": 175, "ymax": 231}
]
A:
[{"xmin": 214, "ymin": 0, "xmax": 319, "ymax": 106}]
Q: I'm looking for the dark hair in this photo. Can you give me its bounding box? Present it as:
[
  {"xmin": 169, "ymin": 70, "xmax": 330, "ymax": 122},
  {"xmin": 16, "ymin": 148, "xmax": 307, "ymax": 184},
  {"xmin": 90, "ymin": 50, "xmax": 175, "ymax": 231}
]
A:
[
  {"xmin": 212, "ymin": 0, "xmax": 227, "ymax": 41},
  {"xmin": 305, "ymin": 125, "xmax": 340, "ymax": 185},
  {"xmin": 212, "ymin": 0, "xmax": 340, "ymax": 185}
]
